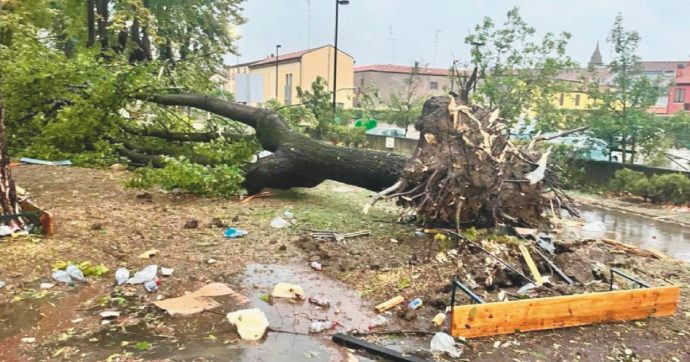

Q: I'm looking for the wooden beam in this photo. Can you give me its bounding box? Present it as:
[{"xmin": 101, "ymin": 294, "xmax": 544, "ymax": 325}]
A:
[
  {"xmin": 451, "ymin": 285, "xmax": 680, "ymax": 338},
  {"xmin": 518, "ymin": 244, "xmax": 543, "ymax": 286},
  {"xmin": 19, "ymin": 199, "xmax": 54, "ymax": 236}
]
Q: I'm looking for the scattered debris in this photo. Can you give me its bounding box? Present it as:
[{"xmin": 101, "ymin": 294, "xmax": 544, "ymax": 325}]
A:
[
  {"xmin": 308, "ymin": 295, "xmax": 331, "ymax": 308},
  {"xmin": 407, "ymin": 298, "xmax": 423, "ymax": 310},
  {"xmin": 66, "ymin": 264, "xmax": 86, "ymax": 282},
  {"xmin": 432, "ymin": 313, "xmax": 446, "ymax": 326},
  {"xmin": 209, "ymin": 217, "xmax": 226, "ymax": 228},
  {"xmin": 153, "ymin": 283, "xmax": 249, "ymax": 316},
  {"xmin": 430, "ymin": 332, "xmax": 462, "ymax": 358},
  {"xmin": 226, "ymin": 308, "xmax": 269, "ymax": 340},
  {"xmin": 368, "ymin": 315, "xmax": 388, "ymax": 329},
  {"xmin": 144, "ymin": 280, "xmax": 158, "ymax": 293},
  {"xmin": 310, "ymin": 230, "xmax": 370, "ymax": 243},
  {"xmin": 0, "ymin": 280, "xmax": 5, "ymax": 289},
  {"xmin": 240, "ymin": 190, "xmax": 273, "ymax": 204},
  {"xmin": 271, "ymin": 283, "xmax": 305, "ymax": 299},
  {"xmin": 537, "ymin": 234, "xmax": 556, "ymax": 255},
  {"xmin": 183, "ymin": 219, "xmax": 199, "ymax": 229},
  {"xmin": 126, "ymin": 265, "xmax": 157, "ymax": 285},
  {"xmin": 39, "ymin": 282, "xmax": 55, "ymax": 289},
  {"xmin": 99, "ymin": 311, "xmax": 121, "ymax": 319},
  {"xmin": 52, "ymin": 270, "xmax": 73, "ymax": 284},
  {"xmin": 138, "ymin": 249, "xmax": 159, "ymax": 259},
  {"xmin": 514, "ymin": 227, "xmax": 538, "ymax": 238},
  {"xmin": 224, "ymin": 227, "xmax": 248, "ymax": 238},
  {"xmin": 161, "ymin": 267, "xmax": 174, "ymax": 277},
  {"xmin": 206, "ymin": 258, "xmax": 217, "ymax": 264},
  {"xmin": 309, "ymin": 321, "xmax": 337, "ymax": 333},
  {"xmin": 115, "ymin": 267, "xmax": 130, "ymax": 285},
  {"xmin": 19, "ymin": 157, "xmax": 72, "ymax": 166},
  {"xmin": 21, "ymin": 337, "xmax": 36, "ymax": 344},
  {"xmin": 375, "ymin": 295, "xmax": 404, "ymax": 313},
  {"xmin": 310, "ymin": 261, "xmax": 322, "ymax": 271},
  {"xmin": 518, "ymin": 244, "xmax": 544, "ymax": 286},
  {"xmin": 270, "ymin": 217, "xmax": 291, "ymax": 229}
]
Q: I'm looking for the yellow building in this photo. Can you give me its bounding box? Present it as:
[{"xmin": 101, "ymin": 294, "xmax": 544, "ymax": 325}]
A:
[{"xmin": 226, "ymin": 45, "xmax": 354, "ymax": 108}]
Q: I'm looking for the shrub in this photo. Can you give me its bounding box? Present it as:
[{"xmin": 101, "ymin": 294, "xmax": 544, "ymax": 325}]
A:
[
  {"xmin": 609, "ymin": 169, "xmax": 647, "ymax": 194},
  {"xmin": 648, "ymin": 173, "xmax": 690, "ymax": 205}
]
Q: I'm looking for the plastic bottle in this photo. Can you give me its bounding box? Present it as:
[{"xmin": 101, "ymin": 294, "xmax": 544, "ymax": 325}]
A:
[
  {"xmin": 115, "ymin": 267, "xmax": 130, "ymax": 285},
  {"xmin": 66, "ymin": 264, "xmax": 86, "ymax": 282},
  {"xmin": 308, "ymin": 321, "xmax": 337, "ymax": 333},
  {"xmin": 407, "ymin": 298, "xmax": 423, "ymax": 310},
  {"xmin": 144, "ymin": 280, "xmax": 158, "ymax": 293}
]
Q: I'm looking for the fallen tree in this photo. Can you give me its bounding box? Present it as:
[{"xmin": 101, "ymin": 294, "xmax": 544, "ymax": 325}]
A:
[{"xmin": 138, "ymin": 91, "xmax": 577, "ymax": 228}]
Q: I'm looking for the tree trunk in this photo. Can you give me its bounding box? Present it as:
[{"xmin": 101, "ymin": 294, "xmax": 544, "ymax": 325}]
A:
[
  {"xmin": 144, "ymin": 94, "xmax": 407, "ymax": 194},
  {"xmin": 86, "ymin": 0, "xmax": 96, "ymax": 47},
  {"xmin": 95, "ymin": 0, "xmax": 109, "ymax": 51},
  {"xmin": 0, "ymin": 94, "xmax": 22, "ymax": 226}
]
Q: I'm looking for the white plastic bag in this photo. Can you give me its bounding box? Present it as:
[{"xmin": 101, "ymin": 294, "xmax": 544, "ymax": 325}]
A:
[{"xmin": 430, "ymin": 332, "xmax": 462, "ymax": 358}]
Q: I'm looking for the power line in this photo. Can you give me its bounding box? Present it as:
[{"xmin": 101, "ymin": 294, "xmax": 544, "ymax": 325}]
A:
[{"xmin": 388, "ymin": 25, "xmax": 397, "ymax": 64}]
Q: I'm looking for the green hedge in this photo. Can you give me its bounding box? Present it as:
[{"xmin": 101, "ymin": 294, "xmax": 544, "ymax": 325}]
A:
[{"xmin": 610, "ymin": 169, "xmax": 690, "ymax": 205}]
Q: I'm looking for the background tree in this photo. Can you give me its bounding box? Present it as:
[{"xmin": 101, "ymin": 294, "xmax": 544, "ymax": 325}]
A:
[
  {"xmin": 464, "ymin": 7, "xmax": 576, "ymax": 127},
  {"xmin": 586, "ymin": 14, "xmax": 664, "ymax": 163},
  {"xmin": 387, "ymin": 64, "xmax": 426, "ymax": 136}
]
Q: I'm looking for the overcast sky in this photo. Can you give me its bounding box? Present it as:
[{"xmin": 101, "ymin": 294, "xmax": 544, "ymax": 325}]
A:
[{"xmin": 229, "ymin": 0, "xmax": 690, "ymax": 68}]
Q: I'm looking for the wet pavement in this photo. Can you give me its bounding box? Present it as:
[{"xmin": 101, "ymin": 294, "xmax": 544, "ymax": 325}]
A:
[{"xmin": 564, "ymin": 205, "xmax": 690, "ymax": 261}]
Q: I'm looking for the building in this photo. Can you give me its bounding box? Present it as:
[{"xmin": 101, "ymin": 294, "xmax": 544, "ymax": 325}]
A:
[
  {"xmin": 225, "ymin": 45, "xmax": 354, "ymax": 108},
  {"xmin": 667, "ymin": 61, "xmax": 690, "ymax": 114},
  {"xmin": 353, "ymin": 63, "xmax": 453, "ymax": 107}
]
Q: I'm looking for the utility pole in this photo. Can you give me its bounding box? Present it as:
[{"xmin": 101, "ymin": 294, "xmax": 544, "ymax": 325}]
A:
[
  {"xmin": 332, "ymin": 0, "xmax": 349, "ymax": 110},
  {"xmin": 275, "ymin": 44, "xmax": 281, "ymax": 100},
  {"xmin": 387, "ymin": 25, "xmax": 396, "ymax": 64},
  {"xmin": 433, "ymin": 30, "xmax": 441, "ymax": 67},
  {"xmin": 306, "ymin": 0, "xmax": 312, "ymax": 48}
]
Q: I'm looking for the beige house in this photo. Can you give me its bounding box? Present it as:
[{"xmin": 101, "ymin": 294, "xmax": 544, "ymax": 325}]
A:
[
  {"xmin": 354, "ymin": 64, "xmax": 453, "ymax": 107},
  {"xmin": 226, "ymin": 45, "xmax": 354, "ymax": 108}
]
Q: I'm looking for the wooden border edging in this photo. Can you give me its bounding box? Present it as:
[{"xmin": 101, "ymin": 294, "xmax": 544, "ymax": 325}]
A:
[
  {"xmin": 451, "ymin": 285, "xmax": 680, "ymax": 338},
  {"xmin": 19, "ymin": 199, "xmax": 54, "ymax": 235}
]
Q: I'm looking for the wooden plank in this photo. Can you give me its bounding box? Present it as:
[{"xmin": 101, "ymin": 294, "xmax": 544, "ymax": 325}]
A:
[
  {"xmin": 518, "ymin": 244, "xmax": 543, "ymax": 286},
  {"xmin": 451, "ymin": 285, "xmax": 680, "ymax": 338},
  {"xmin": 601, "ymin": 238, "xmax": 657, "ymax": 258},
  {"xmin": 19, "ymin": 199, "xmax": 54, "ymax": 236}
]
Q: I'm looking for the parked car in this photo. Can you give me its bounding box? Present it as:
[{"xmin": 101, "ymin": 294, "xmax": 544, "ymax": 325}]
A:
[{"xmin": 366, "ymin": 127, "xmax": 406, "ymax": 138}]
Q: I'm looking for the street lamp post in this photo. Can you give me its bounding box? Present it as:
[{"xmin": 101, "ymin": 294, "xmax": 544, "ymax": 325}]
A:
[
  {"xmin": 332, "ymin": 0, "xmax": 349, "ymax": 110},
  {"xmin": 275, "ymin": 44, "xmax": 281, "ymax": 100}
]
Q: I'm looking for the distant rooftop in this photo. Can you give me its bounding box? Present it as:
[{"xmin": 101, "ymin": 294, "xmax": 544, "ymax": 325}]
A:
[
  {"xmin": 355, "ymin": 64, "xmax": 454, "ymax": 77},
  {"xmin": 233, "ymin": 45, "xmax": 353, "ymax": 68}
]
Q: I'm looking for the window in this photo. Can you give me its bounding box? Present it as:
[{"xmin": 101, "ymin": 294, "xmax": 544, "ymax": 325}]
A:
[
  {"xmin": 575, "ymin": 94, "xmax": 581, "ymax": 107},
  {"xmin": 429, "ymin": 81, "xmax": 438, "ymax": 90},
  {"xmin": 674, "ymin": 88, "xmax": 685, "ymax": 103},
  {"xmin": 559, "ymin": 92, "xmax": 565, "ymax": 106},
  {"xmin": 284, "ymin": 73, "xmax": 293, "ymax": 105}
]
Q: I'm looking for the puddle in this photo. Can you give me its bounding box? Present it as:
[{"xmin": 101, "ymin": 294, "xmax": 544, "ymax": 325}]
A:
[
  {"xmin": 24, "ymin": 264, "xmax": 391, "ymax": 361},
  {"xmin": 563, "ymin": 205, "xmax": 690, "ymax": 261}
]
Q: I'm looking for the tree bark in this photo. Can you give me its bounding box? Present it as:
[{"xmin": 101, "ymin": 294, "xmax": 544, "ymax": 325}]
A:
[
  {"xmin": 86, "ymin": 0, "xmax": 96, "ymax": 47},
  {"xmin": 143, "ymin": 93, "xmax": 407, "ymax": 194},
  {"xmin": 95, "ymin": 0, "xmax": 109, "ymax": 51},
  {"xmin": 0, "ymin": 93, "xmax": 22, "ymax": 226}
]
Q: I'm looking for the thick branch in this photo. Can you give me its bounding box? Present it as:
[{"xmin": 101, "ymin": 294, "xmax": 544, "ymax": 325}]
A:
[{"xmin": 120, "ymin": 124, "xmax": 254, "ymax": 143}]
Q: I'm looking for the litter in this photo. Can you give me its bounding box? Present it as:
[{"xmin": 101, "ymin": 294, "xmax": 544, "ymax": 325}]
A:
[
  {"xmin": 432, "ymin": 312, "xmax": 446, "ymax": 326},
  {"xmin": 226, "ymin": 308, "xmax": 269, "ymax": 340},
  {"xmin": 100, "ymin": 311, "xmax": 120, "ymax": 319},
  {"xmin": 115, "ymin": 267, "xmax": 130, "ymax": 285},
  {"xmin": 138, "ymin": 249, "xmax": 159, "ymax": 259},
  {"xmin": 161, "ymin": 267, "xmax": 174, "ymax": 277},
  {"xmin": 154, "ymin": 283, "xmax": 249, "ymax": 316},
  {"xmin": 0, "ymin": 280, "xmax": 5, "ymax": 289},
  {"xmin": 308, "ymin": 320, "xmax": 337, "ymax": 333},
  {"xmin": 368, "ymin": 315, "xmax": 388, "ymax": 329},
  {"xmin": 52, "ymin": 270, "xmax": 73, "ymax": 284},
  {"xmin": 206, "ymin": 258, "xmax": 217, "ymax": 264},
  {"xmin": 126, "ymin": 265, "xmax": 157, "ymax": 284},
  {"xmin": 333, "ymin": 333, "xmax": 427, "ymax": 362},
  {"xmin": 310, "ymin": 261, "xmax": 322, "ymax": 271},
  {"xmin": 271, "ymin": 282, "xmax": 305, "ymax": 299},
  {"xmin": 66, "ymin": 264, "xmax": 86, "ymax": 282},
  {"xmin": 430, "ymin": 332, "xmax": 462, "ymax": 358},
  {"xmin": 224, "ymin": 227, "xmax": 248, "ymax": 238},
  {"xmin": 144, "ymin": 280, "xmax": 159, "ymax": 293},
  {"xmin": 39, "ymin": 283, "xmax": 55, "ymax": 289},
  {"xmin": 19, "ymin": 157, "xmax": 72, "ymax": 166},
  {"xmin": 375, "ymin": 295, "xmax": 404, "ymax": 313},
  {"xmin": 407, "ymin": 298, "xmax": 423, "ymax": 310},
  {"xmin": 283, "ymin": 210, "xmax": 295, "ymax": 219},
  {"xmin": 308, "ymin": 295, "xmax": 331, "ymax": 308},
  {"xmin": 21, "ymin": 337, "xmax": 36, "ymax": 344},
  {"xmin": 310, "ymin": 230, "xmax": 370, "ymax": 243},
  {"xmin": 537, "ymin": 234, "xmax": 556, "ymax": 255},
  {"xmin": 270, "ymin": 217, "xmax": 290, "ymax": 229}
]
